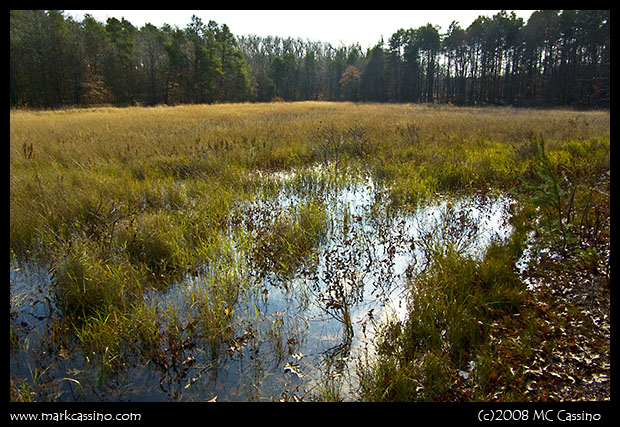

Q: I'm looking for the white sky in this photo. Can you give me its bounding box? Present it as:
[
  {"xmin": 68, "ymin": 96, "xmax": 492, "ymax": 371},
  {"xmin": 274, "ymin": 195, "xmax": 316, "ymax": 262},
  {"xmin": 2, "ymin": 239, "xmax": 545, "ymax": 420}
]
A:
[{"xmin": 64, "ymin": 10, "xmax": 536, "ymax": 50}]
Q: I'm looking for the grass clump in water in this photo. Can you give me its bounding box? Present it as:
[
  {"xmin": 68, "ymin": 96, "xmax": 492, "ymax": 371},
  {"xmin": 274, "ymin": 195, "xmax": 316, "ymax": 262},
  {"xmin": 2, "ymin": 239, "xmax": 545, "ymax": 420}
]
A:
[
  {"xmin": 251, "ymin": 198, "xmax": 329, "ymax": 278},
  {"xmin": 358, "ymin": 203, "xmax": 529, "ymax": 401},
  {"xmin": 52, "ymin": 239, "xmax": 142, "ymax": 319},
  {"xmin": 122, "ymin": 211, "xmax": 190, "ymax": 282}
]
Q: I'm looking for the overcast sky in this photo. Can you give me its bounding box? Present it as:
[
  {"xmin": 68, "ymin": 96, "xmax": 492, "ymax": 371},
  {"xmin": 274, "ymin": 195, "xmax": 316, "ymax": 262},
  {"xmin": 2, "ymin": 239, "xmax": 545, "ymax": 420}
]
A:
[{"xmin": 64, "ymin": 10, "xmax": 536, "ymax": 50}]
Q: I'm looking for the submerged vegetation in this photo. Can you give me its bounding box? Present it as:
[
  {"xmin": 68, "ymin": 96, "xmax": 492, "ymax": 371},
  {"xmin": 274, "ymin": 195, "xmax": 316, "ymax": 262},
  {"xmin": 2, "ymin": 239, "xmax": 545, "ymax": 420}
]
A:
[{"xmin": 10, "ymin": 102, "xmax": 609, "ymax": 402}]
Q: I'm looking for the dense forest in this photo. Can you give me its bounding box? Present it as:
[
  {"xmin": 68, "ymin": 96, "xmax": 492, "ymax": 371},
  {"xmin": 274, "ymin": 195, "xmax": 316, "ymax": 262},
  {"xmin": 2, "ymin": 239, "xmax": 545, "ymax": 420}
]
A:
[{"xmin": 10, "ymin": 10, "xmax": 609, "ymax": 109}]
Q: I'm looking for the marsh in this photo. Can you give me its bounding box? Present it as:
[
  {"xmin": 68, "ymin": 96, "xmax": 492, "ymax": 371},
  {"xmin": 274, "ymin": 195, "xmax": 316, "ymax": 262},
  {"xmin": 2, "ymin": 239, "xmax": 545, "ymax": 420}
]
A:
[{"xmin": 10, "ymin": 102, "xmax": 609, "ymax": 401}]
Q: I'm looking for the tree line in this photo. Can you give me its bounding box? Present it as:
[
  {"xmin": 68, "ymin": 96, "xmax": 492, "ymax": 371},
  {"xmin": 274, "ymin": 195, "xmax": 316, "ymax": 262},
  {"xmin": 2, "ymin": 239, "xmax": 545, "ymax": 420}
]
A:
[{"xmin": 10, "ymin": 10, "xmax": 609, "ymax": 109}]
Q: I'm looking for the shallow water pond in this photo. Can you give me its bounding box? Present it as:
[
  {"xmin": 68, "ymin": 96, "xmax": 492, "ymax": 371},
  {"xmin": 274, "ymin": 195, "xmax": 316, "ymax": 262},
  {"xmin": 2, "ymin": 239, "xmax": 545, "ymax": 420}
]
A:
[{"xmin": 10, "ymin": 165, "xmax": 515, "ymax": 401}]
